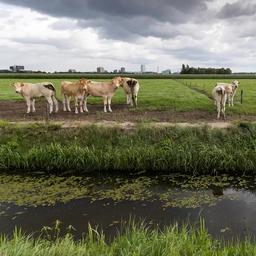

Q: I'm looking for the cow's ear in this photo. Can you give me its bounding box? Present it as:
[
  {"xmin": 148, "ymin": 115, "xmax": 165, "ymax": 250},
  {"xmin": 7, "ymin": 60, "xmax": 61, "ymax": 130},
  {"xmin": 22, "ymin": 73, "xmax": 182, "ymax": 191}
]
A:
[{"xmin": 20, "ymin": 83, "xmax": 25, "ymax": 87}]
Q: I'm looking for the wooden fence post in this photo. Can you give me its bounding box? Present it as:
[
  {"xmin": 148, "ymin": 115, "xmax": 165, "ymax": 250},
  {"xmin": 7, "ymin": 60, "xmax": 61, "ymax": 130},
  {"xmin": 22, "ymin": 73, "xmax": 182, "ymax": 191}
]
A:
[{"xmin": 241, "ymin": 89, "xmax": 243, "ymax": 104}]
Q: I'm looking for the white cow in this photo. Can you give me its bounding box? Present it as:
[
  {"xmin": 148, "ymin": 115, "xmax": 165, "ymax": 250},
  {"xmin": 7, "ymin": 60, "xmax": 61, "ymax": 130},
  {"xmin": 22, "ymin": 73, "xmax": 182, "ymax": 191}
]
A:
[
  {"xmin": 212, "ymin": 85, "xmax": 227, "ymax": 119},
  {"xmin": 13, "ymin": 82, "xmax": 59, "ymax": 114},
  {"xmin": 120, "ymin": 77, "xmax": 140, "ymax": 107},
  {"xmin": 215, "ymin": 80, "xmax": 239, "ymax": 107}
]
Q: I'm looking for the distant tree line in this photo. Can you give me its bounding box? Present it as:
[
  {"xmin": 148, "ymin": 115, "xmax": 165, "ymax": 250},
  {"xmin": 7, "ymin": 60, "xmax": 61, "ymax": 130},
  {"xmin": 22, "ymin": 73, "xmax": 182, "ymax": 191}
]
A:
[{"xmin": 180, "ymin": 64, "xmax": 232, "ymax": 74}]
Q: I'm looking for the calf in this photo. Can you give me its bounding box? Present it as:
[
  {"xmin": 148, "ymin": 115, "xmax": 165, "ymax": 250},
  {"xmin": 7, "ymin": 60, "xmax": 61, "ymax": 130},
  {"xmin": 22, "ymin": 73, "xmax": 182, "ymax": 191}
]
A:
[
  {"xmin": 212, "ymin": 85, "xmax": 227, "ymax": 119},
  {"xmin": 13, "ymin": 82, "xmax": 58, "ymax": 114},
  {"xmin": 61, "ymin": 79, "xmax": 88, "ymax": 114},
  {"xmin": 83, "ymin": 77, "xmax": 123, "ymax": 113},
  {"xmin": 120, "ymin": 77, "xmax": 140, "ymax": 107}
]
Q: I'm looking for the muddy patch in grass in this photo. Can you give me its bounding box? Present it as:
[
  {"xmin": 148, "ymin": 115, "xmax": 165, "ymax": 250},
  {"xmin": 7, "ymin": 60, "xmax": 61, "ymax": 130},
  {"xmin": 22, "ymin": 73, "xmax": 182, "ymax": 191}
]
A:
[{"xmin": 1, "ymin": 100, "xmax": 256, "ymax": 123}]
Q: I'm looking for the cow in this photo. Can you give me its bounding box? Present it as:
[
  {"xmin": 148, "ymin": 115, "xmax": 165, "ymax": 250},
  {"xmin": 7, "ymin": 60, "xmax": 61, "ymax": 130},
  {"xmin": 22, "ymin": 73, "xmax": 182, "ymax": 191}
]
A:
[
  {"xmin": 83, "ymin": 77, "xmax": 123, "ymax": 113},
  {"xmin": 61, "ymin": 79, "xmax": 88, "ymax": 114},
  {"xmin": 13, "ymin": 82, "xmax": 58, "ymax": 114},
  {"xmin": 212, "ymin": 85, "xmax": 227, "ymax": 119},
  {"xmin": 120, "ymin": 77, "xmax": 140, "ymax": 107}
]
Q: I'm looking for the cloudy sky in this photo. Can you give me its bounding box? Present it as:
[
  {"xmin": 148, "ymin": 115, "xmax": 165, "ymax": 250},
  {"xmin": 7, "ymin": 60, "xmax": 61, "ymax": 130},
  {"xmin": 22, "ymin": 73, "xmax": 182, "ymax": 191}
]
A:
[{"xmin": 0, "ymin": 0, "xmax": 255, "ymax": 72}]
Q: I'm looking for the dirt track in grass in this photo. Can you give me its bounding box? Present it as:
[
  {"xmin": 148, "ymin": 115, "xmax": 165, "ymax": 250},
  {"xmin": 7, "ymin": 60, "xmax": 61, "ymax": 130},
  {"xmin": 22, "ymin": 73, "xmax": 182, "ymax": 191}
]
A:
[{"xmin": 1, "ymin": 100, "xmax": 256, "ymax": 126}]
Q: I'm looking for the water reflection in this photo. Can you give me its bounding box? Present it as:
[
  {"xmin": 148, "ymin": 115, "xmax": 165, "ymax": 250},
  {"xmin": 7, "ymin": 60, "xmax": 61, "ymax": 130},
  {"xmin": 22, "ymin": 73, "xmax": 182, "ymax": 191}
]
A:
[{"xmin": 0, "ymin": 174, "xmax": 256, "ymax": 240}]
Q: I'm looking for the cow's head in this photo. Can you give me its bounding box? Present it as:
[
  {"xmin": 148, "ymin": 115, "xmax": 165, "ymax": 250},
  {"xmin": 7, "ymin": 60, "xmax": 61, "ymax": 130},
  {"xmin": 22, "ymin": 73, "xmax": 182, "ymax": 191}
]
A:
[
  {"xmin": 112, "ymin": 76, "xmax": 124, "ymax": 88},
  {"xmin": 12, "ymin": 82, "xmax": 24, "ymax": 94},
  {"xmin": 81, "ymin": 79, "xmax": 92, "ymax": 91},
  {"xmin": 232, "ymin": 80, "xmax": 239, "ymax": 89}
]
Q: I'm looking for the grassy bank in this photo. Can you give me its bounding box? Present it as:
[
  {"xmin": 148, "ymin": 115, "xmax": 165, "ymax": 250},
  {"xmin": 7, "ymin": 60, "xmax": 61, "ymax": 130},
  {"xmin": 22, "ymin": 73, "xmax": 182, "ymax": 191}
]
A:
[
  {"xmin": 1, "ymin": 123, "xmax": 256, "ymax": 174},
  {"xmin": 0, "ymin": 224, "xmax": 256, "ymax": 256}
]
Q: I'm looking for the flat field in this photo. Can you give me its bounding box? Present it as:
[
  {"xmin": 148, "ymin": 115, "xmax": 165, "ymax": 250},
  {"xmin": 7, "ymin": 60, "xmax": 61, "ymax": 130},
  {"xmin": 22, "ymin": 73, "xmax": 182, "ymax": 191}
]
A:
[{"xmin": 0, "ymin": 77, "xmax": 255, "ymax": 122}]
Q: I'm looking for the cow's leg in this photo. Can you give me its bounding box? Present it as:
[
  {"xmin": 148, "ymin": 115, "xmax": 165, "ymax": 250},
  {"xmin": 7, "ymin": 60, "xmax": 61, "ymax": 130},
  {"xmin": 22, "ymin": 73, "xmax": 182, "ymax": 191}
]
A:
[
  {"xmin": 31, "ymin": 98, "xmax": 36, "ymax": 112},
  {"xmin": 126, "ymin": 94, "xmax": 130, "ymax": 105},
  {"xmin": 67, "ymin": 96, "xmax": 72, "ymax": 112},
  {"xmin": 231, "ymin": 94, "xmax": 234, "ymax": 107},
  {"xmin": 25, "ymin": 97, "xmax": 31, "ymax": 113},
  {"xmin": 63, "ymin": 95, "xmax": 67, "ymax": 112},
  {"xmin": 134, "ymin": 94, "xmax": 138, "ymax": 107},
  {"xmin": 52, "ymin": 96, "xmax": 58, "ymax": 113},
  {"xmin": 83, "ymin": 95, "xmax": 89, "ymax": 112},
  {"xmin": 79, "ymin": 96, "xmax": 84, "ymax": 113},
  {"xmin": 74, "ymin": 96, "xmax": 79, "ymax": 114},
  {"xmin": 217, "ymin": 101, "xmax": 221, "ymax": 119},
  {"xmin": 222, "ymin": 98, "xmax": 226, "ymax": 120},
  {"xmin": 107, "ymin": 97, "xmax": 112, "ymax": 112},
  {"xmin": 228, "ymin": 94, "xmax": 231, "ymax": 107},
  {"xmin": 46, "ymin": 97, "xmax": 54, "ymax": 114},
  {"xmin": 103, "ymin": 96, "xmax": 108, "ymax": 113},
  {"xmin": 221, "ymin": 103, "xmax": 226, "ymax": 120}
]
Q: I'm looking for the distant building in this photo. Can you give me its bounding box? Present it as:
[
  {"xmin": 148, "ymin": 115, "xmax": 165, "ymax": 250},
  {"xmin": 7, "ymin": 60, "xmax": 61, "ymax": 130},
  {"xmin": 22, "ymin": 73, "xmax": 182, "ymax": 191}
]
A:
[
  {"xmin": 10, "ymin": 65, "xmax": 25, "ymax": 72},
  {"xmin": 161, "ymin": 69, "xmax": 172, "ymax": 75},
  {"xmin": 97, "ymin": 67, "xmax": 105, "ymax": 73},
  {"xmin": 141, "ymin": 64, "xmax": 146, "ymax": 73},
  {"xmin": 120, "ymin": 67, "xmax": 126, "ymax": 73},
  {"xmin": 68, "ymin": 69, "xmax": 76, "ymax": 73}
]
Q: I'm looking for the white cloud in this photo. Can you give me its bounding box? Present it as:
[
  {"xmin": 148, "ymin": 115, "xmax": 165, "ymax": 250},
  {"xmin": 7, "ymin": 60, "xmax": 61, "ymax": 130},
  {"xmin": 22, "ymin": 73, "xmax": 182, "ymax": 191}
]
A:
[{"xmin": 0, "ymin": 1, "xmax": 255, "ymax": 72}]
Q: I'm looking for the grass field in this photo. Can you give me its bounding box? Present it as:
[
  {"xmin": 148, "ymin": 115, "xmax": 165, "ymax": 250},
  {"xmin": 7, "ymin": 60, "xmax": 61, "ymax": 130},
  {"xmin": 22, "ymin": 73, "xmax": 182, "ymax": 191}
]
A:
[
  {"xmin": 0, "ymin": 77, "xmax": 255, "ymax": 115},
  {"xmin": 1, "ymin": 223, "xmax": 256, "ymax": 256},
  {"xmin": 180, "ymin": 79, "xmax": 256, "ymax": 115},
  {"xmin": 0, "ymin": 78, "xmax": 212, "ymax": 112}
]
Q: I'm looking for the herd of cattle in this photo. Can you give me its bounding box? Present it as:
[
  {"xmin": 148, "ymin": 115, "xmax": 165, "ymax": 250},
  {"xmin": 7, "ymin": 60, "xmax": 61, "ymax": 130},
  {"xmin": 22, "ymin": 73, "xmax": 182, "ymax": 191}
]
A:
[
  {"xmin": 12, "ymin": 77, "xmax": 239, "ymax": 119},
  {"xmin": 13, "ymin": 77, "xmax": 139, "ymax": 114}
]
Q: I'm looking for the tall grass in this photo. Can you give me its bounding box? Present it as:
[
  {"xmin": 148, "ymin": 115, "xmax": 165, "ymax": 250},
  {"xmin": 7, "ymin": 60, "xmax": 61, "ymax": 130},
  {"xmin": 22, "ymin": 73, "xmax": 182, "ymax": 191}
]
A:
[
  {"xmin": 1, "ymin": 123, "xmax": 256, "ymax": 174},
  {"xmin": 0, "ymin": 223, "xmax": 256, "ymax": 255}
]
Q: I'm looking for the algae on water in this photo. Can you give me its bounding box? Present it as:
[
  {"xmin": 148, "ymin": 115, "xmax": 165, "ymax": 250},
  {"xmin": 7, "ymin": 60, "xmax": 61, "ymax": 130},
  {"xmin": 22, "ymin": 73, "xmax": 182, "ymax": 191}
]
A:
[{"xmin": 0, "ymin": 174, "xmax": 246, "ymax": 211}]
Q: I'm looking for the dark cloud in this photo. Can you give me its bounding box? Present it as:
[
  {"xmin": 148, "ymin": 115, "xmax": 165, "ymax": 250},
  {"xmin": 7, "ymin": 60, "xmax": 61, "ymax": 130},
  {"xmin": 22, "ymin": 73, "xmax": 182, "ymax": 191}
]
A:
[
  {"xmin": 218, "ymin": 1, "xmax": 256, "ymax": 19},
  {"xmin": 0, "ymin": 0, "xmax": 212, "ymax": 40}
]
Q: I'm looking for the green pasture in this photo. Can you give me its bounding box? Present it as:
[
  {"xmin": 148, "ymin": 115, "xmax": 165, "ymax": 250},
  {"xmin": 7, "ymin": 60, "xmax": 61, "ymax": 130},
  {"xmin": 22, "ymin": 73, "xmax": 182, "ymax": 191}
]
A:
[
  {"xmin": 0, "ymin": 77, "xmax": 255, "ymax": 113},
  {"xmin": 181, "ymin": 79, "xmax": 256, "ymax": 114},
  {"xmin": 0, "ymin": 78, "xmax": 212, "ymax": 112}
]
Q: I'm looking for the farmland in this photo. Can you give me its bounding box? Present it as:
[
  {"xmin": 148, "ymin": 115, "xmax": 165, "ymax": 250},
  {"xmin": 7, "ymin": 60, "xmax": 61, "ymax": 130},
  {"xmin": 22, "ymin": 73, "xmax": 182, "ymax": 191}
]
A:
[
  {"xmin": 1, "ymin": 76, "xmax": 256, "ymax": 253},
  {"xmin": 0, "ymin": 76, "xmax": 256, "ymax": 123},
  {"xmin": 1, "ymin": 75, "xmax": 256, "ymax": 175}
]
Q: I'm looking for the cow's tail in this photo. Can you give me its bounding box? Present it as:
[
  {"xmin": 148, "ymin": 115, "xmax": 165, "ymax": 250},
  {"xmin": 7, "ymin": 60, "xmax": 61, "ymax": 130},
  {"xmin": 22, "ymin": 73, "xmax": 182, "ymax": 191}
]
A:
[
  {"xmin": 45, "ymin": 83, "xmax": 61, "ymax": 102},
  {"xmin": 216, "ymin": 86, "xmax": 226, "ymax": 105},
  {"xmin": 216, "ymin": 86, "xmax": 225, "ymax": 96}
]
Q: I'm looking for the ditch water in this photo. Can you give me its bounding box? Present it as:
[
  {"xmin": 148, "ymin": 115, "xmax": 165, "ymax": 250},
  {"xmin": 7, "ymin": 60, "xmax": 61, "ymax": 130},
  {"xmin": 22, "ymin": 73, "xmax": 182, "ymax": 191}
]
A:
[{"xmin": 0, "ymin": 173, "xmax": 256, "ymax": 240}]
